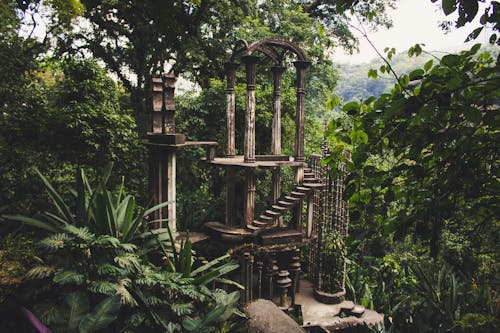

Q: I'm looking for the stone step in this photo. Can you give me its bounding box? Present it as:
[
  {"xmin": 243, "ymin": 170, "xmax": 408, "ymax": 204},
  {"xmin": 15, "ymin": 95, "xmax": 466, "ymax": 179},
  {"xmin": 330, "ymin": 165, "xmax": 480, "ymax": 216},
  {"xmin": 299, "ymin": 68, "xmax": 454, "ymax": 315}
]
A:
[
  {"xmin": 253, "ymin": 219, "xmax": 269, "ymax": 226},
  {"xmin": 277, "ymin": 200, "xmax": 295, "ymax": 208},
  {"xmin": 290, "ymin": 191, "xmax": 306, "ymax": 198},
  {"xmin": 271, "ymin": 205, "xmax": 287, "ymax": 212},
  {"xmin": 303, "ymin": 182, "xmax": 324, "ymax": 189},
  {"xmin": 295, "ymin": 186, "xmax": 311, "ymax": 193},
  {"xmin": 258, "ymin": 215, "xmax": 274, "ymax": 223},
  {"xmin": 264, "ymin": 210, "xmax": 281, "ymax": 217},
  {"xmin": 247, "ymin": 224, "xmax": 262, "ymax": 232},
  {"xmin": 283, "ymin": 195, "xmax": 301, "ymax": 202}
]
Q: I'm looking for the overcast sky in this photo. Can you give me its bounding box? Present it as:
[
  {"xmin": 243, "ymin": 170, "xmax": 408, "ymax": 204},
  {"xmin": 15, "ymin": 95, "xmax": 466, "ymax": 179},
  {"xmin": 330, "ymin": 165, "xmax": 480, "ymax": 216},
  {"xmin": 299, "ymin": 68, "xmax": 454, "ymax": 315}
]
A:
[{"xmin": 333, "ymin": 0, "xmax": 492, "ymax": 64}]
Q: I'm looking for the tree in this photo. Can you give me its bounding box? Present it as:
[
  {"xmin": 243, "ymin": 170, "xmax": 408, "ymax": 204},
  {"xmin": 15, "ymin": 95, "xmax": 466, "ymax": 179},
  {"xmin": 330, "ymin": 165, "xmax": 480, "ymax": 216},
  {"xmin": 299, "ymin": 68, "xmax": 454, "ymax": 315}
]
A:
[{"xmin": 433, "ymin": 0, "xmax": 500, "ymax": 44}]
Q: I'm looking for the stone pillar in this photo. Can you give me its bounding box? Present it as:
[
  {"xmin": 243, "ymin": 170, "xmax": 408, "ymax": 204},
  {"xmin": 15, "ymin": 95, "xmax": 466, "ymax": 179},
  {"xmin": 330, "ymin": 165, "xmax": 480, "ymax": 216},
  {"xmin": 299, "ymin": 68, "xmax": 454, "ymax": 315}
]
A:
[
  {"xmin": 166, "ymin": 151, "xmax": 176, "ymax": 230},
  {"xmin": 293, "ymin": 61, "xmax": 310, "ymax": 162},
  {"xmin": 244, "ymin": 169, "xmax": 256, "ymax": 228},
  {"xmin": 272, "ymin": 167, "xmax": 283, "ymax": 226},
  {"xmin": 151, "ymin": 78, "xmax": 163, "ymax": 133},
  {"xmin": 306, "ymin": 193, "xmax": 314, "ymax": 238},
  {"xmin": 242, "ymin": 56, "xmax": 259, "ymax": 163},
  {"xmin": 256, "ymin": 260, "xmax": 264, "ymax": 299},
  {"xmin": 271, "ymin": 66, "xmax": 285, "ymax": 155},
  {"xmin": 266, "ymin": 254, "xmax": 279, "ymax": 300},
  {"xmin": 241, "ymin": 252, "xmax": 249, "ymax": 303},
  {"xmin": 225, "ymin": 167, "xmax": 236, "ymax": 226},
  {"xmin": 225, "ymin": 63, "xmax": 238, "ymax": 157},
  {"xmin": 162, "ymin": 74, "xmax": 176, "ymax": 134},
  {"xmin": 290, "ymin": 249, "xmax": 301, "ymax": 307},
  {"xmin": 276, "ymin": 270, "xmax": 292, "ymax": 310}
]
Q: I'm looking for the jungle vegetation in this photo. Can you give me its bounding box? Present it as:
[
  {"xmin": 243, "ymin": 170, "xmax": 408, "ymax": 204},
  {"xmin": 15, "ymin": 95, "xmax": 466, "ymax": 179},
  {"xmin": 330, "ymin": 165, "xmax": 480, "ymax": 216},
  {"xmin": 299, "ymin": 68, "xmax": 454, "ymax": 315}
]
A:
[{"xmin": 1, "ymin": 0, "xmax": 498, "ymax": 332}]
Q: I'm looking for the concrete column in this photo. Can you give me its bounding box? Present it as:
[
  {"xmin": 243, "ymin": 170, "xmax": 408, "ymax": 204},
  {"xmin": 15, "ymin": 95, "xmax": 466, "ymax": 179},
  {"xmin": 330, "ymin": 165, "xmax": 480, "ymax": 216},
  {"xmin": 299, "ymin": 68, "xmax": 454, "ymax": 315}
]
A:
[
  {"xmin": 306, "ymin": 193, "xmax": 314, "ymax": 238},
  {"xmin": 151, "ymin": 78, "xmax": 163, "ymax": 133},
  {"xmin": 293, "ymin": 61, "xmax": 310, "ymax": 162},
  {"xmin": 162, "ymin": 74, "xmax": 176, "ymax": 134},
  {"xmin": 225, "ymin": 167, "xmax": 236, "ymax": 226},
  {"xmin": 244, "ymin": 169, "xmax": 256, "ymax": 228},
  {"xmin": 242, "ymin": 56, "xmax": 259, "ymax": 163},
  {"xmin": 225, "ymin": 63, "xmax": 238, "ymax": 157},
  {"xmin": 166, "ymin": 150, "xmax": 176, "ymax": 231},
  {"xmin": 272, "ymin": 167, "xmax": 281, "ymax": 204},
  {"xmin": 271, "ymin": 66, "xmax": 285, "ymax": 155}
]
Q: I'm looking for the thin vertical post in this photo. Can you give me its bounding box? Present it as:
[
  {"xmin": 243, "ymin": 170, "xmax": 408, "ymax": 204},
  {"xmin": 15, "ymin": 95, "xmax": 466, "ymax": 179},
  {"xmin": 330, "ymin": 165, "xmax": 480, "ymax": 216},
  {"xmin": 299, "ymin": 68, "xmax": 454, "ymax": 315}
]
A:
[
  {"xmin": 293, "ymin": 61, "xmax": 310, "ymax": 162},
  {"xmin": 244, "ymin": 169, "xmax": 256, "ymax": 228},
  {"xmin": 225, "ymin": 63, "xmax": 238, "ymax": 157},
  {"xmin": 242, "ymin": 55, "xmax": 258, "ymax": 163},
  {"xmin": 225, "ymin": 167, "xmax": 236, "ymax": 226},
  {"xmin": 271, "ymin": 66, "xmax": 285, "ymax": 155}
]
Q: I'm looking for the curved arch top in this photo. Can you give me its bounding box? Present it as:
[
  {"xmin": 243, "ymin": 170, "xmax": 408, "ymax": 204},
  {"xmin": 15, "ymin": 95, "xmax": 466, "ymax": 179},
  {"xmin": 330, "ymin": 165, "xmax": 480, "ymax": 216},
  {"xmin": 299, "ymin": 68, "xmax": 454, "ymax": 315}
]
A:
[
  {"xmin": 245, "ymin": 38, "xmax": 308, "ymax": 62},
  {"xmin": 226, "ymin": 38, "xmax": 308, "ymax": 65}
]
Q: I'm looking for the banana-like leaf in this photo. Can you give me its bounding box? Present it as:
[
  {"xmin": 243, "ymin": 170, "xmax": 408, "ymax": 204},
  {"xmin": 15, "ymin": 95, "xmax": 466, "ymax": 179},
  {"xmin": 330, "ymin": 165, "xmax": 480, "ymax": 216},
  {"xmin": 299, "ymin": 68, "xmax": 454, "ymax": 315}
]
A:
[
  {"xmin": 35, "ymin": 168, "xmax": 74, "ymax": 224},
  {"xmin": 143, "ymin": 200, "xmax": 172, "ymax": 217},
  {"xmin": 51, "ymin": 291, "xmax": 89, "ymax": 333},
  {"xmin": 2, "ymin": 215, "xmax": 59, "ymax": 233},
  {"xmin": 191, "ymin": 254, "xmax": 230, "ymax": 276},
  {"xmin": 66, "ymin": 291, "xmax": 89, "ymax": 332},
  {"xmin": 78, "ymin": 294, "xmax": 120, "ymax": 333}
]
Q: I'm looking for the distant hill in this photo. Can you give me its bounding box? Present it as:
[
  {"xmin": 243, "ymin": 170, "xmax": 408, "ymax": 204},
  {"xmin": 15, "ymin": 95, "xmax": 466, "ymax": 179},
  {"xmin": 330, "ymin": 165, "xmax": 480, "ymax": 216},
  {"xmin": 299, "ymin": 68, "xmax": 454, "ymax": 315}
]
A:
[
  {"xmin": 334, "ymin": 44, "xmax": 497, "ymax": 102},
  {"xmin": 334, "ymin": 52, "xmax": 433, "ymax": 102}
]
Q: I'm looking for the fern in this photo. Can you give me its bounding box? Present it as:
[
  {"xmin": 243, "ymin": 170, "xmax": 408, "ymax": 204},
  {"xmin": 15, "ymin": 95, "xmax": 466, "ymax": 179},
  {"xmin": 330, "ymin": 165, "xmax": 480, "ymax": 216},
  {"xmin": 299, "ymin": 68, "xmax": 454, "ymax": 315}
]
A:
[
  {"xmin": 89, "ymin": 280, "xmax": 118, "ymax": 295},
  {"xmin": 170, "ymin": 302, "xmax": 194, "ymax": 316},
  {"xmin": 97, "ymin": 263, "xmax": 124, "ymax": 276},
  {"xmin": 116, "ymin": 278, "xmax": 137, "ymax": 306},
  {"xmin": 118, "ymin": 242, "xmax": 138, "ymax": 253},
  {"xmin": 114, "ymin": 253, "xmax": 141, "ymax": 272},
  {"xmin": 40, "ymin": 233, "xmax": 70, "ymax": 250},
  {"xmin": 26, "ymin": 265, "xmax": 55, "ymax": 279},
  {"xmin": 63, "ymin": 224, "xmax": 94, "ymax": 242},
  {"xmin": 53, "ymin": 269, "xmax": 85, "ymax": 285},
  {"xmin": 95, "ymin": 235, "xmax": 121, "ymax": 248}
]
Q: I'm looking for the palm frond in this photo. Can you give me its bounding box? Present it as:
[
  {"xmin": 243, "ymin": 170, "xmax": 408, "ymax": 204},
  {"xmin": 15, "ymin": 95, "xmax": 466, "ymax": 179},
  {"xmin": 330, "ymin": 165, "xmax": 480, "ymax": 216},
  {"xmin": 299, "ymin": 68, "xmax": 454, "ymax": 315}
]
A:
[
  {"xmin": 53, "ymin": 269, "xmax": 85, "ymax": 285},
  {"xmin": 26, "ymin": 265, "xmax": 56, "ymax": 279},
  {"xmin": 97, "ymin": 263, "xmax": 124, "ymax": 276},
  {"xmin": 171, "ymin": 302, "xmax": 194, "ymax": 316},
  {"xmin": 40, "ymin": 233, "xmax": 71, "ymax": 250},
  {"xmin": 89, "ymin": 280, "xmax": 118, "ymax": 295},
  {"xmin": 64, "ymin": 225, "xmax": 94, "ymax": 242},
  {"xmin": 114, "ymin": 253, "xmax": 141, "ymax": 272}
]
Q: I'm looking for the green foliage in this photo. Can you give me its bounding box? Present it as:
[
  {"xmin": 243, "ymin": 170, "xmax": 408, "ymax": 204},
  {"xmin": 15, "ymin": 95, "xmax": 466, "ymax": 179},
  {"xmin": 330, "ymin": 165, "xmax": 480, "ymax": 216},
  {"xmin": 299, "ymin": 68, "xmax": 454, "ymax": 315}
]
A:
[
  {"xmin": 3, "ymin": 167, "xmax": 242, "ymax": 332},
  {"xmin": 432, "ymin": 0, "xmax": 500, "ymax": 45},
  {"xmin": 0, "ymin": 57, "xmax": 145, "ymax": 216},
  {"xmin": 4, "ymin": 165, "xmax": 165, "ymax": 245},
  {"xmin": 50, "ymin": 291, "xmax": 120, "ymax": 333},
  {"xmin": 321, "ymin": 229, "xmax": 347, "ymax": 293},
  {"xmin": 327, "ymin": 44, "xmax": 499, "ymax": 332},
  {"xmin": 0, "ymin": 233, "xmax": 38, "ymax": 302}
]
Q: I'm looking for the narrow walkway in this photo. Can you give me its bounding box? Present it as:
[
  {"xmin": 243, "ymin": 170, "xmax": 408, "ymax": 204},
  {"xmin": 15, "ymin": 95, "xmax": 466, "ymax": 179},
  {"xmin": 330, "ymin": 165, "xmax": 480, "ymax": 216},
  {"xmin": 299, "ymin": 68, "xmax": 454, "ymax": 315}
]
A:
[{"xmin": 296, "ymin": 280, "xmax": 384, "ymax": 331}]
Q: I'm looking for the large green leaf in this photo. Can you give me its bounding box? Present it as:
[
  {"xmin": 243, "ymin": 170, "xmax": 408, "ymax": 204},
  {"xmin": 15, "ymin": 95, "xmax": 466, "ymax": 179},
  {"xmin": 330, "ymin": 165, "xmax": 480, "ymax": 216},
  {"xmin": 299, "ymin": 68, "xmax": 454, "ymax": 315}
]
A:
[
  {"xmin": 35, "ymin": 168, "xmax": 75, "ymax": 224},
  {"xmin": 52, "ymin": 291, "xmax": 89, "ymax": 333},
  {"xmin": 2, "ymin": 214, "xmax": 60, "ymax": 233},
  {"xmin": 78, "ymin": 294, "xmax": 120, "ymax": 333}
]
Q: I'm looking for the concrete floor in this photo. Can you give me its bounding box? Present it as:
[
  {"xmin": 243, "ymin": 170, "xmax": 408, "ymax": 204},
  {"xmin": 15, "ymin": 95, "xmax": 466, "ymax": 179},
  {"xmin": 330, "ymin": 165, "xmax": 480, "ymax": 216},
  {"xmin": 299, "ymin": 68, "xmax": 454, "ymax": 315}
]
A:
[{"xmin": 296, "ymin": 279, "xmax": 384, "ymax": 331}]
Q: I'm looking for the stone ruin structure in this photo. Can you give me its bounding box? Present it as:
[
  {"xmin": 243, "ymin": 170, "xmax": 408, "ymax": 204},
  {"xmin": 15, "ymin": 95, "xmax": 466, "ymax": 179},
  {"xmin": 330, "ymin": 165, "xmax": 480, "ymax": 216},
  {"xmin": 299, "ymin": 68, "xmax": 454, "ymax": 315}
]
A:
[{"xmin": 144, "ymin": 38, "xmax": 383, "ymax": 331}]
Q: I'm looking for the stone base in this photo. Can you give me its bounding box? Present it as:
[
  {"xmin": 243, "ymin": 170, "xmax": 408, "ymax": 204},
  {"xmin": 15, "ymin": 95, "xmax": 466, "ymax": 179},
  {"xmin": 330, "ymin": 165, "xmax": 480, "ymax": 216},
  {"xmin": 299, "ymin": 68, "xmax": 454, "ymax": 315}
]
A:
[
  {"xmin": 313, "ymin": 289, "xmax": 346, "ymax": 304},
  {"xmin": 146, "ymin": 133, "xmax": 186, "ymax": 144}
]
